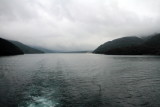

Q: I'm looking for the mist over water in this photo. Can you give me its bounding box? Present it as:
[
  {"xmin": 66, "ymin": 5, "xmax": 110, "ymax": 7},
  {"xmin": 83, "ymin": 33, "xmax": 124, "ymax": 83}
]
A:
[{"xmin": 0, "ymin": 54, "xmax": 160, "ymax": 107}]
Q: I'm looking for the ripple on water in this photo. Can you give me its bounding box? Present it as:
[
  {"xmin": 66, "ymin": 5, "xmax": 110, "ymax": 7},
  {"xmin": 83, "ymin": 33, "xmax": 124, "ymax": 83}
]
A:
[
  {"xmin": 27, "ymin": 97, "xmax": 59, "ymax": 107},
  {"xmin": 1, "ymin": 54, "xmax": 160, "ymax": 107}
]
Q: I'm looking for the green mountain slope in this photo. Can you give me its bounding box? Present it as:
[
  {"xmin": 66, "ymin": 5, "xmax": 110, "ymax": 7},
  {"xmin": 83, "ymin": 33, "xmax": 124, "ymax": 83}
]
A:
[
  {"xmin": 0, "ymin": 38, "xmax": 23, "ymax": 56},
  {"xmin": 93, "ymin": 34, "xmax": 160, "ymax": 55},
  {"xmin": 10, "ymin": 41, "xmax": 44, "ymax": 54},
  {"xmin": 93, "ymin": 36, "xmax": 143, "ymax": 54}
]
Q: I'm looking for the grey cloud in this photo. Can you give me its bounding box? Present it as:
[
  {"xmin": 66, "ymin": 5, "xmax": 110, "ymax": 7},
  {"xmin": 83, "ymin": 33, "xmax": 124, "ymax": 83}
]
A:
[{"xmin": 0, "ymin": 0, "xmax": 160, "ymax": 51}]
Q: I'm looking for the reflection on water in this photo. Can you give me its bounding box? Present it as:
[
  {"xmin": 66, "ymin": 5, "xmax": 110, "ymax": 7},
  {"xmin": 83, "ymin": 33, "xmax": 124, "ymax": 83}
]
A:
[{"xmin": 0, "ymin": 54, "xmax": 160, "ymax": 107}]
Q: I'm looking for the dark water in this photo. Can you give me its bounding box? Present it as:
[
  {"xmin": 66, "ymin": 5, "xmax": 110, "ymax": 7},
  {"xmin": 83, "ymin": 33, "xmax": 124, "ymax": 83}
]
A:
[{"xmin": 0, "ymin": 54, "xmax": 160, "ymax": 107}]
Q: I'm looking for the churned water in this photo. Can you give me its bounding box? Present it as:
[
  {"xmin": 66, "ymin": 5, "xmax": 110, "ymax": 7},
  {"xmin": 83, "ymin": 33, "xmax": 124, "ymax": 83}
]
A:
[{"xmin": 0, "ymin": 54, "xmax": 160, "ymax": 107}]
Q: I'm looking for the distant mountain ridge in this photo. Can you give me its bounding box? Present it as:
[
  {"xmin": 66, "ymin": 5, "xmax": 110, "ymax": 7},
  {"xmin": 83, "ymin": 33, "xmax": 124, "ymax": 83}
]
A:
[
  {"xmin": 31, "ymin": 46, "xmax": 59, "ymax": 53},
  {"xmin": 0, "ymin": 37, "xmax": 91, "ymax": 56},
  {"xmin": 93, "ymin": 34, "xmax": 160, "ymax": 55},
  {"xmin": 10, "ymin": 41, "xmax": 44, "ymax": 54},
  {"xmin": 0, "ymin": 38, "xmax": 23, "ymax": 56}
]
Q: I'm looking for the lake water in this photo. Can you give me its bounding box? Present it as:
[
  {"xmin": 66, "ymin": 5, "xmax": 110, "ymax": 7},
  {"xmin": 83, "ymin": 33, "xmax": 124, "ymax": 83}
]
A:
[{"xmin": 0, "ymin": 54, "xmax": 160, "ymax": 107}]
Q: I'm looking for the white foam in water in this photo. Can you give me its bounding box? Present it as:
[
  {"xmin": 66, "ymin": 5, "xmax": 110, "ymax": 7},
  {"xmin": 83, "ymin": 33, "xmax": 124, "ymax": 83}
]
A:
[{"xmin": 28, "ymin": 97, "xmax": 59, "ymax": 107}]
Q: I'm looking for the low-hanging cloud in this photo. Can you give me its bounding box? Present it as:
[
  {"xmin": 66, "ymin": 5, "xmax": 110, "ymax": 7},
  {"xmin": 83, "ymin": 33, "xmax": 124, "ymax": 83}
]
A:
[{"xmin": 0, "ymin": 0, "xmax": 160, "ymax": 51}]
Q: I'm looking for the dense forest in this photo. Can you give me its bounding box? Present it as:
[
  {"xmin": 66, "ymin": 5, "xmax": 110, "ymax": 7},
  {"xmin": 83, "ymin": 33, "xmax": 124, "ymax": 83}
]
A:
[
  {"xmin": 0, "ymin": 38, "xmax": 45, "ymax": 56},
  {"xmin": 0, "ymin": 38, "xmax": 24, "ymax": 56},
  {"xmin": 93, "ymin": 34, "xmax": 160, "ymax": 55}
]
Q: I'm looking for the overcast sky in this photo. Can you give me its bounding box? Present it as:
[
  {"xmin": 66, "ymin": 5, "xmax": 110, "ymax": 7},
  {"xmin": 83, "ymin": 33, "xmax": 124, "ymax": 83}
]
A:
[{"xmin": 0, "ymin": 0, "xmax": 160, "ymax": 51}]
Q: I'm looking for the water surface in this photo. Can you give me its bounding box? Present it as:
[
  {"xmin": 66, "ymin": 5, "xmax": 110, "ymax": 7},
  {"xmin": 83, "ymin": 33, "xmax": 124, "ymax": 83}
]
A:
[{"xmin": 0, "ymin": 54, "xmax": 160, "ymax": 107}]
